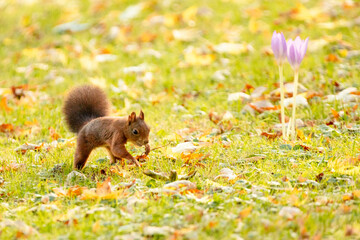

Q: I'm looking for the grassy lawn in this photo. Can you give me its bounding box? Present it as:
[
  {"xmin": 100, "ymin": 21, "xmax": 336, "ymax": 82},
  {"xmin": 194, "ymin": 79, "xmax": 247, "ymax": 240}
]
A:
[{"xmin": 0, "ymin": 0, "xmax": 359, "ymax": 239}]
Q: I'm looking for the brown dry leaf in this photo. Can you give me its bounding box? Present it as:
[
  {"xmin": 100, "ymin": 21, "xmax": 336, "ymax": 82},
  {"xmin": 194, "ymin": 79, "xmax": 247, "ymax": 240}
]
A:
[
  {"xmin": 242, "ymin": 83, "xmax": 255, "ymax": 92},
  {"xmin": 299, "ymin": 144, "xmax": 324, "ymax": 153},
  {"xmin": 261, "ymin": 131, "xmax": 281, "ymax": 139},
  {"xmin": 315, "ymin": 173, "xmax": 324, "ymax": 183},
  {"xmin": 249, "ymin": 100, "xmax": 279, "ymax": 113},
  {"xmin": 209, "ymin": 112, "xmax": 223, "ymax": 125},
  {"xmin": 11, "ymin": 84, "xmax": 28, "ymax": 99},
  {"xmin": 305, "ymin": 91, "xmax": 323, "ymax": 99},
  {"xmin": 15, "ymin": 142, "xmax": 47, "ymax": 154},
  {"xmin": 0, "ymin": 123, "xmax": 14, "ymax": 133}
]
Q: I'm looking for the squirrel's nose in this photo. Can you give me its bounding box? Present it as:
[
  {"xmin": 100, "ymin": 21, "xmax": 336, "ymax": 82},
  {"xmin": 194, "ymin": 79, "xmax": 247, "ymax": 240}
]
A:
[{"xmin": 144, "ymin": 140, "xmax": 149, "ymax": 144}]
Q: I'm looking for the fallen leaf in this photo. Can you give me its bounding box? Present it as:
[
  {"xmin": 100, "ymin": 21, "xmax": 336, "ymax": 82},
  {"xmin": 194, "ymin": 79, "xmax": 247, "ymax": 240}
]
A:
[
  {"xmin": 0, "ymin": 123, "xmax": 14, "ymax": 133},
  {"xmin": 172, "ymin": 28, "xmax": 200, "ymax": 42},
  {"xmin": 239, "ymin": 206, "xmax": 252, "ymax": 219},
  {"xmin": 279, "ymin": 206, "xmax": 302, "ymax": 219},
  {"xmin": 326, "ymin": 54, "xmax": 340, "ymax": 62},
  {"xmin": 143, "ymin": 226, "xmax": 175, "ymax": 236},
  {"xmin": 96, "ymin": 177, "xmax": 112, "ymax": 196},
  {"xmin": 315, "ymin": 173, "xmax": 324, "ymax": 183},
  {"xmin": 261, "ymin": 131, "xmax": 281, "ymax": 139},
  {"xmin": 164, "ymin": 180, "xmax": 196, "ymax": 191},
  {"xmin": 213, "ymin": 42, "xmax": 252, "ymax": 55},
  {"xmin": 172, "ymin": 142, "xmax": 198, "ymax": 153},
  {"xmin": 214, "ymin": 168, "xmax": 237, "ymax": 181},
  {"xmin": 0, "ymin": 97, "xmax": 12, "ymax": 112},
  {"xmin": 0, "ymin": 219, "xmax": 39, "ymax": 237},
  {"xmin": 183, "ymin": 46, "xmax": 215, "ymax": 66}
]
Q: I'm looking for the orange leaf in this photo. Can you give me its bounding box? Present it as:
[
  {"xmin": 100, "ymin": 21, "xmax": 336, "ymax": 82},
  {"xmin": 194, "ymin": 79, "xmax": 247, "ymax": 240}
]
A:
[
  {"xmin": 326, "ymin": 54, "xmax": 340, "ymax": 62},
  {"xmin": 261, "ymin": 131, "xmax": 281, "ymax": 139},
  {"xmin": 330, "ymin": 108, "xmax": 340, "ymax": 119},
  {"xmin": 0, "ymin": 97, "xmax": 12, "ymax": 112},
  {"xmin": 343, "ymin": 194, "xmax": 352, "ymax": 202},
  {"xmin": 139, "ymin": 32, "xmax": 157, "ymax": 42},
  {"xmin": 0, "ymin": 123, "xmax": 14, "ymax": 133},
  {"xmin": 67, "ymin": 186, "xmax": 86, "ymax": 197},
  {"xmin": 49, "ymin": 127, "xmax": 61, "ymax": 140},
  {"xmin": 239, "ymin": 206, "xmax": 252, "ymax": 219},
  {"xmin": 96, "ymin": 177, "xmax": 112, "ymax": 196}
]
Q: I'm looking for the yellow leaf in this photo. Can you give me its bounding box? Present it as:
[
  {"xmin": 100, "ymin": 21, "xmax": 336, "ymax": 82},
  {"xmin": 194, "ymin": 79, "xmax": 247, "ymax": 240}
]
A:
[
  {"xmin": 248, "ymin": 17, "xmax": 259, "ymax": 33},
  {"xmin": 164, "ymin": 14, "xmax": 180, "ymax": 27},
  {"xmin": 352, "ymin": 190, "xmax": 360, "ymax": 199},
  {"xmin": 80, "ymin": 189, "xmax": 99, "ymax": 200},
  {"xmin": 92, "ymin": 221, "xmax": 101, "ymax": 233},
  {"xmin": 183, "ymin": 47, "xmax": 215, "ymax": 66},
  {"xmin": 182, "ymin": 6, "xmax": 198, "ymax": 23}
]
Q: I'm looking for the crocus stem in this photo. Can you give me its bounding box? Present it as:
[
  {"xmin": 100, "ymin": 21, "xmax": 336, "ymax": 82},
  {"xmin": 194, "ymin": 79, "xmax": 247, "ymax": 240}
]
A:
[
  {"xmin": 291, "ymin": 70, "xmax": 299, "ymax": 140},
  {"xmin": 286, "ymin": 117, "xmax": 292, "ymax": 139},
  {"xmin": 279, "ymin": 65, "xmax": 286, "ymax": 140}
]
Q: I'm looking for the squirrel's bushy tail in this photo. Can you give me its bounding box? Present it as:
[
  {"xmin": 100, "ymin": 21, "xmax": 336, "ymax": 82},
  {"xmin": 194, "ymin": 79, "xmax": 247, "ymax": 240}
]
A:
[{"xmin": 63, "ymin": 85, "xmax": 111, "ymax": 133}]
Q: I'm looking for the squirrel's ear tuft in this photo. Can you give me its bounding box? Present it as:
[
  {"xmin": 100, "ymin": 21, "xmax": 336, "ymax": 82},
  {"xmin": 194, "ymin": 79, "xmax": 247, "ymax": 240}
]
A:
[
  {"xmin": 128, "ymin": 112, "xmax": 136, "ymax": 125},
  {"xmin": 139, "ymin": 110, "xmax": 144, "ymax": 120}
]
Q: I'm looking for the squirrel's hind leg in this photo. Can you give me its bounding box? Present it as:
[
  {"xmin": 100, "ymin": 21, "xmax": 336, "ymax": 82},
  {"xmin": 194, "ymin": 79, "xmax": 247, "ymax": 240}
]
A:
[
  {"xmin": 106, "ymin": 147, "xmax": 120, "ymax": 164},
  {"xmin": 74, "ymin": 139, "xmax": 93, "ymax": 170}
]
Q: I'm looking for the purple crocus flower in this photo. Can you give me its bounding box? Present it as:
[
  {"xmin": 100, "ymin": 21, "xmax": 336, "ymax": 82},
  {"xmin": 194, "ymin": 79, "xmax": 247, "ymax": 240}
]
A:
[
  {"xmin": 287, "ymin": 36, "xmax": 309, "ymax": 71},
  {"xmin": 271, "ymin": 31, "xmax": 287, "ymax": 65}
]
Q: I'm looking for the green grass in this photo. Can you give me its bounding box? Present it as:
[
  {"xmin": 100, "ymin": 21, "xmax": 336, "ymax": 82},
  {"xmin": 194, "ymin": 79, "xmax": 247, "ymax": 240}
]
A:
[{"xmin": 0, "ymin": 0, "xmax": 360, "ymax": 239}]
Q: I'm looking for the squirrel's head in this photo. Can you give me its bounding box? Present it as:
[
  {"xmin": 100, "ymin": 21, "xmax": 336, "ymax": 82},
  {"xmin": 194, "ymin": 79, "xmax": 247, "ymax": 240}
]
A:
[{"xmin": 125, "ymin": 110, "xmax": 150, "ymax": 147}]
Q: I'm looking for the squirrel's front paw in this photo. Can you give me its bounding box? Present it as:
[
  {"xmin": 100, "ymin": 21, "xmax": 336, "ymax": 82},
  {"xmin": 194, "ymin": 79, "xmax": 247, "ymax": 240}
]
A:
[{"xmin": 145, "ymin": 144, "xmax": 150, "ymax": 155}]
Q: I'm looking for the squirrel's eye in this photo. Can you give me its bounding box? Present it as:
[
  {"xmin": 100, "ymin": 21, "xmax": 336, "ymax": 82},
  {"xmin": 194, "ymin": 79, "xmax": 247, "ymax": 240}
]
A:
[{"xmin": 132, "ymin": 129, "xmax": 139, "ymax": 135}]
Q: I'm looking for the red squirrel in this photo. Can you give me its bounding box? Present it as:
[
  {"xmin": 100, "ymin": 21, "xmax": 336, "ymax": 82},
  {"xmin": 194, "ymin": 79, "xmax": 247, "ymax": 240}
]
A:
[{"xmin": 62, "ymin": 85, "xmax": 150, "ymax": 170}]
